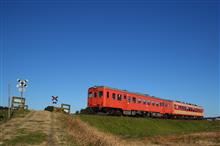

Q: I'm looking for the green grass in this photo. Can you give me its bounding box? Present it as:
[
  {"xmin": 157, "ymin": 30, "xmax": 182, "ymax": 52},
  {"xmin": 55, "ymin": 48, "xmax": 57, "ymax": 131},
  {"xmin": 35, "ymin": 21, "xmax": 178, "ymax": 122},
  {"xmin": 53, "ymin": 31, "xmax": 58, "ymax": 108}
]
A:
[
  {"xmin": 2, "ymin": 130, "xmax": 47, "ymax": 146},
  {"xmin": 79, "ymin": 115, "xmax": 220, "ymax": 138}
]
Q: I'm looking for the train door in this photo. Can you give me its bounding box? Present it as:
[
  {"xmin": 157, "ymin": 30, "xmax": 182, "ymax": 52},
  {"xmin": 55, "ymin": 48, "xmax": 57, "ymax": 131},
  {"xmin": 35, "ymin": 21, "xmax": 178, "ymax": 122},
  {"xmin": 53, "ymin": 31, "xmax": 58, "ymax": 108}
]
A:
[
  {"xmin": 93, "ymin": 91, "xmax": 98, "ymax": 106},
  {"xmin": 145, "ymin": 98, "xmax": 150, "ymax": 113},
  {"xmin": 97, "ymin": 90, "xmax": 103, "ymax": 107},
  {"xmin": 122, "ymin": 94, "xmax": 128, "ymax": 110},
  {"xmin": 161, "ymin": 102, "xmax": 166, "ymax": 114}
]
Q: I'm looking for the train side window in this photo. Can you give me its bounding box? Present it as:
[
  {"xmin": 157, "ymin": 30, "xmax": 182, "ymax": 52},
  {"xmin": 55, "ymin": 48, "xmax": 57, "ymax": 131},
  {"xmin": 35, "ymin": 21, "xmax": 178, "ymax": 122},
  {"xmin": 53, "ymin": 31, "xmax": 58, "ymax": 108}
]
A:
[
  {"xmin": 124, "ymin": 95, "xmax": 127, "ymax": 100},
  {"xmin": 117, "ymin": 94, "xmax": 121, "ymax": 101},
  {"xmin": 128, "ymin": 96, "xmax": 131, "ymax": 103},
  {"xmin": 132, "ymin": 97, "xmax": 136, "ymax": 103},
  {"xmin": 99, "ymin": 91, "xmax": 103, "ymax": 97},
  {"xmin": 156, "ymin": 102, "xmax": 159, "ymax": 107},
  {"xmin": 107, "ymin": 92, "xmax": 109, "ymax": 98},
  {"xmin": 152, "ymin": 101, "xmax": 155, "ymax": 106},
  {"xmin": 138, "ymin": 98, "xmax": 141, "ymax": 104},
  {"xmin": 147, "ymin": 100, "xmax": 151, "ymax": 105},
  {"xmin": 112, "ymin": 93, "xmax": 116, "ymax": 100},
  {"xmin": 94, "ymin": 92, "xmax": 97, "ymax": 98},
  {"xmin": 143, "ymin": 100, "xmax": 146, "ymax": 104},
  {"xmin": 160, "ymin": 102, "xmax": 164, "ymax": 107}
]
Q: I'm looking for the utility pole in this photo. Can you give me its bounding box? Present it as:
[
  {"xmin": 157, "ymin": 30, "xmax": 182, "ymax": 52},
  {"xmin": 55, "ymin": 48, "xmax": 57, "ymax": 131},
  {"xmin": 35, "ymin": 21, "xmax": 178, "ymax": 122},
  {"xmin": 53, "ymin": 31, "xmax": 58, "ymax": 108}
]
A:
[
  {"xmin": 8, "ymin": 82, "xmax": 10, "ymax": 119},
  {"xmin": 20, "ymin": 87, "xmax": 23, "ymax": 98}
]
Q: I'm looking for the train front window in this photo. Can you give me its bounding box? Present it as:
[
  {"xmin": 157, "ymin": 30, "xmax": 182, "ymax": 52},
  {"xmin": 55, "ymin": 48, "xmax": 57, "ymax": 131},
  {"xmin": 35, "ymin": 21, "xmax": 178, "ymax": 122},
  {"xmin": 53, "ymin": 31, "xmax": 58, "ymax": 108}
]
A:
[
  {"xmin": 89, "ymin": 92, "xmax": 92, "ymax": 98},
  {"xmin": 99, "ymin": 91, "xmax": 103, "ymax": 97},
  {"xmin": 107, "ymin": 92, "xmax": 109, "ymax": 98},
  {"xmin": 94, "ymin": 92, "xmax": 97, "ymax": 98}
]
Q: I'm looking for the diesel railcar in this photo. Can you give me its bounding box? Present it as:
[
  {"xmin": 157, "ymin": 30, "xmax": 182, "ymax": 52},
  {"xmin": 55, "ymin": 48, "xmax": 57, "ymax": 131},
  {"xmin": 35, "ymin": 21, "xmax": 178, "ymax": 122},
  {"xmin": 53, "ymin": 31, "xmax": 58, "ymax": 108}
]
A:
[{"xmin": 87, "ymin": 86, "xmax": 204, "ymax": 119}]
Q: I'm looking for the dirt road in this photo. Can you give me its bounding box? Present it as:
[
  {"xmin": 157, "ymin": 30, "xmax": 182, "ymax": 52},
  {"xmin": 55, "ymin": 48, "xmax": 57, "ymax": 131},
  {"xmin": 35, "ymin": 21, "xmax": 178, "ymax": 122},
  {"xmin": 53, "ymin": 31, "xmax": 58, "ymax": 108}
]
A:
[{"xmin": 0, "ymin": 110, "xmax": 71, "ymax": 146}]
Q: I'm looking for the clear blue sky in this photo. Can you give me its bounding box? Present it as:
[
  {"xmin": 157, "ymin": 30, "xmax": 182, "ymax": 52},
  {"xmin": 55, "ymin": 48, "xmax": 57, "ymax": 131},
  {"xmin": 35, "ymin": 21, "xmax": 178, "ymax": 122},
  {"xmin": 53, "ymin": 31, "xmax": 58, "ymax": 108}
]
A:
[{"xmin": 0, "ymin": 0, "xmax": 219, "ymax": 116}]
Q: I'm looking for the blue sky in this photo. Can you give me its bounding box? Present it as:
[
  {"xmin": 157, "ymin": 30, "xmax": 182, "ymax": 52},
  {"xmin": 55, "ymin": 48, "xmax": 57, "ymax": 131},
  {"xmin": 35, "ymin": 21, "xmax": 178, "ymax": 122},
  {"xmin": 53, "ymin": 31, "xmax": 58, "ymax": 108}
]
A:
[{"xmin": 0, "ymin": 0, "xmax": 219, "ymax": 116}]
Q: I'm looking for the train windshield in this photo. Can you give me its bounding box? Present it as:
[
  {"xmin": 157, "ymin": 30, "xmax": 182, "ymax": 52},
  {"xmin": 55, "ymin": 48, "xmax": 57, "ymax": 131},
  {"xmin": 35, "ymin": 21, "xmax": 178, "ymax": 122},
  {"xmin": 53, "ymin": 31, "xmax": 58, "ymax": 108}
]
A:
[{"xmin": 89, "ymin": 92, "xmax": 92, "ymax": 98}]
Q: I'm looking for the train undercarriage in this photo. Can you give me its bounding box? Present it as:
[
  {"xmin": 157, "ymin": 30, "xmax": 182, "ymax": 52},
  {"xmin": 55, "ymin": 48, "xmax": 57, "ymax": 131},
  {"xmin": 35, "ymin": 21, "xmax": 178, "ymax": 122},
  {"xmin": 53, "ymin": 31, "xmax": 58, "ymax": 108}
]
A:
[{"xmin": 81, "ymin": 107, "xmax": 203, "ymax": 120}]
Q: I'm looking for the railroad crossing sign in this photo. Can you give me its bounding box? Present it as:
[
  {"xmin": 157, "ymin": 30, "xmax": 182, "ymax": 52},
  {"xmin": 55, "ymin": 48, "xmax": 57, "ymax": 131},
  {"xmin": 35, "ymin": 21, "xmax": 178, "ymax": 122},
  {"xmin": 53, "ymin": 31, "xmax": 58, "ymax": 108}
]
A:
[
  {"xmin": 16, "ymin": 79, "xmax": 28, "ymax": 98},
  {"xmin": 52, "ymin": 96, "xmax": 58, "ymax": 104}
]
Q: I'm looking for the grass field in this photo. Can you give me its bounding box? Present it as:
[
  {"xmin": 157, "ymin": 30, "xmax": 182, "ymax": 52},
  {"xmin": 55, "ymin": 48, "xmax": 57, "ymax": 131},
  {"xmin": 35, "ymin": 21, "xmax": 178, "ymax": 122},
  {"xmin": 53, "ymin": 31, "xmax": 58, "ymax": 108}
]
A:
[{"xmin": 79, "ymin": 115, "xmax": 220, "ymax": 138}]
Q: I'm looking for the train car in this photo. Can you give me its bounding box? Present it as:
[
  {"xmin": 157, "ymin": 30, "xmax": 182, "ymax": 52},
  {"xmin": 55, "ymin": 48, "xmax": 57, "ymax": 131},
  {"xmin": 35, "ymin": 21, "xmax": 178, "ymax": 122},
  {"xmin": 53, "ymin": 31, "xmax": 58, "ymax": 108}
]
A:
[
  {"xmin": 171, "ymin": 101, "xmax": 203, "ymax": 119},
  {"xmin": 87, "ymin": 86, "xmax": 204, "ymax": 118}
]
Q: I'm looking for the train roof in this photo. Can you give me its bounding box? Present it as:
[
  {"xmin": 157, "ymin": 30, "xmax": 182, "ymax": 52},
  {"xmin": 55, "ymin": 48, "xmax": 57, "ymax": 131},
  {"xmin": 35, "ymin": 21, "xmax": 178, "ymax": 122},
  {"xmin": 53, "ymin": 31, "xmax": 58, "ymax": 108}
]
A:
[
  {"xmin": 90, "ymin": 86, "xmax": 172, "ymax": 102},
  {"xmin": 90, "ymin": 86, "xmax": 202, "ymax": 108},
  {"xmin": 174, "ymin": 101, "xmax": 203, "ymax": 108}
]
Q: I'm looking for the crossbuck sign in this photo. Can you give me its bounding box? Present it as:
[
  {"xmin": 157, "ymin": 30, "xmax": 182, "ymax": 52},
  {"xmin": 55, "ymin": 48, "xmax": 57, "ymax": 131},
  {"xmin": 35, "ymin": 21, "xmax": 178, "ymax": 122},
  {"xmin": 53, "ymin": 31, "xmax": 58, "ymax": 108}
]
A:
[{"xmin": 52, "ymin": 96, "xmax": 58, "ymax": 104}]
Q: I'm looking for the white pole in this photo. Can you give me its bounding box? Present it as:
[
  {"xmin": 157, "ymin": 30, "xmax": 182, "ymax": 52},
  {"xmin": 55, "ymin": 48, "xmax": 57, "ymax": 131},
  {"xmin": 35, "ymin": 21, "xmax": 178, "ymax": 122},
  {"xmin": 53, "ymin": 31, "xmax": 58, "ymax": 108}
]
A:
[{"xmin": 8, "ymin": 82, "xmax": 10, "ymax": 119}]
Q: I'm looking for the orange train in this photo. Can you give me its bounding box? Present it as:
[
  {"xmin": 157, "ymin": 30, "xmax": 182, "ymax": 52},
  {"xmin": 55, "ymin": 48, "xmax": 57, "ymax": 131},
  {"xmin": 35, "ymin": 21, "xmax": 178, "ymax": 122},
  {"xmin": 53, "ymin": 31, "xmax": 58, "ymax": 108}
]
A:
[{"xmin": 87, "ymin": 86, "xmax": 204, "ymax": 118}]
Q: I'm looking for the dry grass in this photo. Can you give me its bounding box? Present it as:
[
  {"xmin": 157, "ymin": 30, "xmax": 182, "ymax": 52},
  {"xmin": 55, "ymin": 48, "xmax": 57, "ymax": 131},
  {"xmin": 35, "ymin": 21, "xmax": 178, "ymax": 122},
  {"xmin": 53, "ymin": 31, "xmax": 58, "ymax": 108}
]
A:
[
  {"xmin": 66, "ymin": 116, "xmax": 119, "ymax": 146},
  {"xmin": 65, "ymin": 116, "xmax": 150, "ymax": 146}
]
